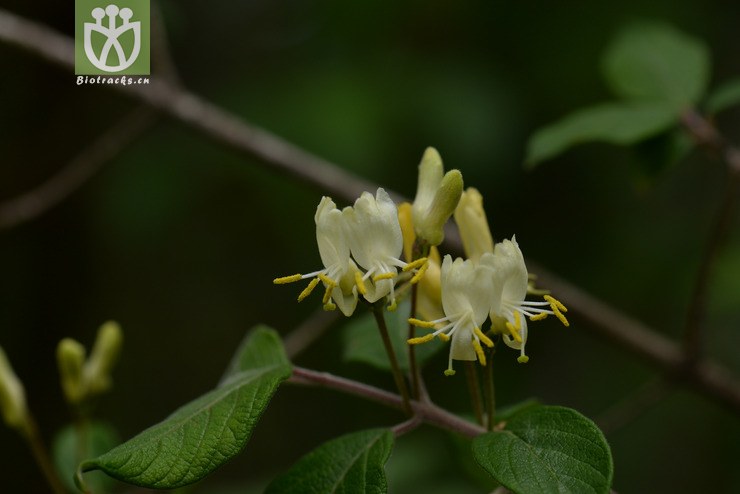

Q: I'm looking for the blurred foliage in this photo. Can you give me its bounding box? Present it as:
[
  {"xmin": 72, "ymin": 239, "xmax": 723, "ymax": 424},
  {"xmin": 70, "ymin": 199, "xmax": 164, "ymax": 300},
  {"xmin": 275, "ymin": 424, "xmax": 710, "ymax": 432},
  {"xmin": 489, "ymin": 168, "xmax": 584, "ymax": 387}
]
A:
[{"xmin": 2, "ymin": 0, "xmax": 740, "ymax": 492}]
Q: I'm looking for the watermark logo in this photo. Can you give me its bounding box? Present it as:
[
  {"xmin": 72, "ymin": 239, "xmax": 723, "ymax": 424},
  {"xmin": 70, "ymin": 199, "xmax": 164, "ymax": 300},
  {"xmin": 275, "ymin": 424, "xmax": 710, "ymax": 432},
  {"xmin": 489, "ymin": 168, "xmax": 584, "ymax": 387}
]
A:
[{"xmin": 75, "ymin": 0, "xmax": 150, "ymax": 75}]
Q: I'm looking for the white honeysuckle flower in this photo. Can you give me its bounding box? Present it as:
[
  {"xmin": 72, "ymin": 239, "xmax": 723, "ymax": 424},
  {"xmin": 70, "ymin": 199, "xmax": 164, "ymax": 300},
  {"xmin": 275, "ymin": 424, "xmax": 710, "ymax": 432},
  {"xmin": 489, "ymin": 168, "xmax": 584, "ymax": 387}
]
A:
[
  {"xmin": 343, "ymin": 188, "xmax": 425, "ymax": 309},
  {"xmin": 274, "ymin": 196, "xmax": 359, "ymax": 317},
  {"xmin": 408, "ymin": 254, "xmax": 495, "ymax": 376},
  {"xmin": 481, "ymin": 236, "xmax": 569, "ymax": 363}
]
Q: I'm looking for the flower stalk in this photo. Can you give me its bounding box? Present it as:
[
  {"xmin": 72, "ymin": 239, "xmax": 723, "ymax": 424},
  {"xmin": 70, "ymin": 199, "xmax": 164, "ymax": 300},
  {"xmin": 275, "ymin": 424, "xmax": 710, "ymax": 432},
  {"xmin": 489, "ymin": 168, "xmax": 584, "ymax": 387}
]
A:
[{"xmin": 372, "ymin": 303, "xmax": 413, "ymax": 416}]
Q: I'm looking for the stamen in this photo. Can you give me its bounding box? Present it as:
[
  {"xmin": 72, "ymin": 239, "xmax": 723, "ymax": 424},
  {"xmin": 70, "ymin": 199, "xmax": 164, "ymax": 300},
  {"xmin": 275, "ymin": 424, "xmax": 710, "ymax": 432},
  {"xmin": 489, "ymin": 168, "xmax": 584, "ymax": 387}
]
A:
[
  {"xmin": 437, "ymin": 332, "xmax": 450, "ymax": 342},
  {"xmin": 517, "ymin": 355, "xmax": 530, "ymax": 364},
  {"xmin": 354, "ymin": 271, "xmax": 367, "ymax": 295},
  {"xmin": 273, "ymin": 274, "xmax": 303, "ymax": 284},
  {"xmin": 544, "ymin": 295, "xmax": 568, "ymax": 312},
  {"xmin": 410, "ymin": 261, "xmax": 429, "ymax": 284},
  {"xmin": 553, "ymin": 310, "xmax": 570, "ymax": 327},
  {"xmin": 473, "ymin": 339, "xmax": 486, "ymax": 366},
  {"xmin": 506, "ymin": 321, "xmax": 523, "ymax": 343},
  {"xmin": 514, "ymin": 311, "xmax": 522, "ymax": 330},
  {"xmin": 529, "ymin": 312, "xmax": 549, "ymax": 321},
  {"xmin": 402, "ymin": 257, "xmax": 428, "ymax": 272},
  {"xmin": 323, "ymin": 301, "xmax": 336, "ymax": 311},
  {"xmin": 318, "ymin": 273, "xmax": 336, "ymax": 287},
  {"xmin": 444, "ymin": 368, "xmax": 456, "ymax": 376},
  {"xmin": 321, "ymin": 284, "xmax": 333, "ymax": 304},
  {"xmin": 387, "ymin": 300, "xmax": 398, "ymax": 311},
  {"xmin": 297, "ymin": 277, "xmax": 320, "ymax": 301},
  {"xmin": 408, "ymin": 334, "xmax": 435, "ymax": 345},
  {"xmin": 408, "ymin": 318, "xmax": 437, "ymax": 328},
  {"xmin": 373, "ymin": 272, "xmax": 396, "ymax": 282},
  {"xmin": 474, "ymin": 327, "xmax": 494, "ymax": 348}
]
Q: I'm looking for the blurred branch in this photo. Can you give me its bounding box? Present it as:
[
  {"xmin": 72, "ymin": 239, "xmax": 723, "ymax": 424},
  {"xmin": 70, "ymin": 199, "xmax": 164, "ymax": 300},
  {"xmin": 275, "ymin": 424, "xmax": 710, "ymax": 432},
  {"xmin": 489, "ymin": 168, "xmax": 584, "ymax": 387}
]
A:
[
  {"xmin": 0, "ymin": 107, "xmax": 155, "ymax": 230},
  {"xmin": 1, "ymin": 8, "xmax": 739, "ymax": 416},
  {"xmin": 596, "ymin": 377, "xmax": 674, "ymax": 434},
  {"xmin": 283, "ymin": 308, "xmax": 340, "ymax": 359},
  {"xmin": 289, "ymin": 367, "xmax": 485, "ymax": 438},
  {"xmin": 679, "ymin": 109, "xmax": 740, "ymax": 362}
]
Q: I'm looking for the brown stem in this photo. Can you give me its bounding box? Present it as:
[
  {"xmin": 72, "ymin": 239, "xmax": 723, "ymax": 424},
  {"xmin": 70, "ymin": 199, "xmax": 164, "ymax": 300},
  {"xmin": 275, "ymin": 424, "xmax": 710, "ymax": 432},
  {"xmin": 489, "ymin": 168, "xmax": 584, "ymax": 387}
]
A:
[
  {"xmin": 289, "ymin": 366, "xmax": 486, "ymax": 437},
  {"xmin": 464, "ymin": 362, "xmax": 484, "ymax": 426},
  {"xmin": 21, "ymin": 417, "xmax": 67, "ymax": 494},
  {"xmin": 372, "ymin": 305, "xmax": 412, "ymax": 416}
]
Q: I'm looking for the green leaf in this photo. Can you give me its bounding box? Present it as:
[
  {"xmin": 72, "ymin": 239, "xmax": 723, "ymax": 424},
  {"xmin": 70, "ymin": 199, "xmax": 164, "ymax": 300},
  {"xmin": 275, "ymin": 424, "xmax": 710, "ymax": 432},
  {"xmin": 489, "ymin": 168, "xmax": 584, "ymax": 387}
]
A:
[
  {"xmin": 77, "ymin": 327, "xmax": 292, "ymax": 490},
  {"xmin": 472, "ymin": 405, "xmax": 613, "ymax": 494},
  {"xmin": 601, "ymin": 22, "xmax": 710, "ymax": 110},
  {"xmin": 343, "ymin": 300, "xmax": 440, "ymax": 372},
  {"xmin": 266, "ymin": 428, "xmax": 394, "ymax": 494},
  {"xmin": 525, "ymin": 102, "xmax": 676, "ymax": 167},
  {"xmin": 705, "ymin": 78, "xmax": 740, "ymax": 115},
  {"xmin": 53, "ymin": 422, "xmax": 119, "ymax": 493}
]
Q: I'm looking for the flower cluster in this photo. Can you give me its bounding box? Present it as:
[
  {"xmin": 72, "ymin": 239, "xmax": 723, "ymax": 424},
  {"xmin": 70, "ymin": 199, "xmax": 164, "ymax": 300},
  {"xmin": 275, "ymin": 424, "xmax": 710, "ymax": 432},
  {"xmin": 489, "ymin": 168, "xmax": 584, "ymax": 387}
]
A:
[
  {"xmin": 275, "ymin": 147, "xmax": 569, "ymax": 375},
  {"xmin": 274, "ymin": 188, "xmax": 427, "ymax": 315}
]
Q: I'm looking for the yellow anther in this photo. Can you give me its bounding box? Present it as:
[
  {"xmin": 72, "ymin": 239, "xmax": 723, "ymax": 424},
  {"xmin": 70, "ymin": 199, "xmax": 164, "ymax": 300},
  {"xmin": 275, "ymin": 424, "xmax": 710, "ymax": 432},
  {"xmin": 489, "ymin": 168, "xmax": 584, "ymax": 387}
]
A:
[
  {"xmin": 323, "ymin": 301, "xmax": 336, "ymax": 311},
  {"xmin": 544, "ymin": 295, "xmax": 568, "ymax": 312},
  {"xmin": 408, "ymin": 334, "xmax": 435, "ymax": 345},
  {"xmin": 408, "ymin": 318, "xmax": 437, "ymax": 328},
  {"xmin": 410, "ymin": 261, "xmax": 429, "ymax": 284},
  {"xmin": 318, "ymin": 273, "xmax": 336, "ymax": 287},
  {"xmin": 517, "ymin": 355, "xmax": 530, "ymax": 364},
  {"xmin": 444, "ymin": 369, "xmax": 456, "ymax": 376},
  {"xmin": 553, "ymin": 310, "xmax": 570, "ymax": 327},
  {"xmin": 437, "ymin": 332, "xmax": 450, "ymax": 342},
  {"xmin": 387, "ymin": 300, "xmax": 398, "ymax": 312},
  {"xmin": 354, "ymin": 271, "xmax": 367, "ymax": 295},
  {"xmin": 402, "ymin": 257, "xmax": 428, "ymax": 272},
  {"xmin": 529, "ymin": 313, "xmax": 548, "ymax": 321},
  {"xmin": 513, "ymin": 311, "xmax": 522, "ymax": 330},
  {"xmin": 274, "ymin": 274, "xmax": 302, "ymax": 284},
  {"xmin": 474, "ymin": 327, "xmax": 494, "ymax": 348},
  {"xmin": 506, "ymin": 321, "xmax": 523, "ymax": 343},
  {"xmin": 373, "ymin": 272, "xmax": 396, "ymax": 282},
  {"xmin": 297, "ymin": 277, "xmax": 320, "ymax": 302},
  {"xmin": 322, "ymin": 285, "xmax": 333, "ymax": 304},
  {"xmin": 473, "ymin": 339, "xmax": 486, "ymax": 366}
]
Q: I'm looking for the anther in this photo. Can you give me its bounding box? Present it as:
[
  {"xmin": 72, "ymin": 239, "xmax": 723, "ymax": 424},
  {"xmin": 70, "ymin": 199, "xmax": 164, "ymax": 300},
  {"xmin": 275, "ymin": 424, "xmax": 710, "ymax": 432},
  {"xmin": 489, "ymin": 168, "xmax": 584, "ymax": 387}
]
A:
[
  {"xmin": 354, "ymin": 271, "xmax": 367, "ymax": 295},
  {"xmin": 529, "ymin": 313, "xmax": 548, "ymax": 321},
  {"xmin": 297, "ymin": 277, "xmax": 320, "ymax": 301},
  {"xmin": 410, "ymin": 261, "xmax": 429, "ymax": 284},
  {"xmin": 318, "ymin": 273, "xmax": 336, "ymax": 287},
  {"xmin": 517, "ymin": 355, "xmax": 530, "ymax": 364},
  {"xmin": 321, "ymin": 284, "xmax": 333, "ymax": 304},
  {"xmin": 473, "ymin": 339, "xmax": 486, "ymax": 366},
  {"xmin": 408, "ymin": 334, "xmax": 435, "ymax": 345},
  {"xmin": 437, "ymin": 333, "xmax": 450, "ymax": 342},
  {"xmin": 443, "ymin": 369, "xmax": 456, "ymax": 377},
  {"xmin": 408, "ymin": 318, "xmax": 437, "ymax": 328},
  {"xmin": 274, "ymin": 274, "xmax": 302, "ymax": 284},
  {"xmin": 544, "ymin": 295, "xmax": 568, "ymax": 312},
  {"xmin": 323, "ymin": 301, "xmax": 336, "ymax": 311},
  {"xmin": 373, "ymin": 272, "xmax": 396, "ymax": 282},
  {"xmin": 402, "ymin": 257, "xmax": 428, "ymax": 272},
  {"xmin": 506, "ymin": 321, "xmax": 523, "ymax": 343},
  {"xmin": 474, "ymin": 327, "xmax": 494, "ymax": 348}
]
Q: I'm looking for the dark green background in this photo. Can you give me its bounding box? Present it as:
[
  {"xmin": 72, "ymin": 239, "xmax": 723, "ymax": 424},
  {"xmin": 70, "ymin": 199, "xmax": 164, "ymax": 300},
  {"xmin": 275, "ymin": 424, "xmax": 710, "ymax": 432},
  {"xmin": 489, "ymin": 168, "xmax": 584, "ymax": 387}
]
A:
[{"xmin": 1, "ymin": 0, "xmax": 739, "ymax": 492}]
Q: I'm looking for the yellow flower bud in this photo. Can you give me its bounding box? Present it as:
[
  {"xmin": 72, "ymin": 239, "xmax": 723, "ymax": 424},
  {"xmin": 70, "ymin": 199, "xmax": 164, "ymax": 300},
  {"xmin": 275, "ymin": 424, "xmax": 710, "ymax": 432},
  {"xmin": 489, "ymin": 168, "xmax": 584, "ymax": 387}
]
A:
[
  {"xmin": 57, "ymin": 338, "xmax": 86, "ymax": 404},
  {"xmin": 412, "ymin": 147, "xmax": 464, "ymax": 246},
  {"xmin": 0, "ymin": 346, "xmax": 28, "ymax": 431},
  {"xmin": 453, "ymin": 187, "xmax": 494, "ymax": 261}
]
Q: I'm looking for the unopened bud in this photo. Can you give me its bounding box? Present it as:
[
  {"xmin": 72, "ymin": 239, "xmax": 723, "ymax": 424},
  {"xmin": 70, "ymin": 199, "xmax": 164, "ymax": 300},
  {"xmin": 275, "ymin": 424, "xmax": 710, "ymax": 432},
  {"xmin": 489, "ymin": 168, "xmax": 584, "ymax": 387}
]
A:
[
  {"xmin": 412, "ymin": 147, "xmax": 464, "ymax": 246},
  {"xmin": 454, "ymin": 187, "xmax": 494, "ymax": 261},
  {"xmin": 0, "ymin": 347, "xmax": 28, "ymax": 431},
  {"xmin": 84, "ymin": 321, "xmax": 123, "ymax": 395},
  {"xmin": 57, "ymin": 338, "xmax": 86, "ymax": 404}
]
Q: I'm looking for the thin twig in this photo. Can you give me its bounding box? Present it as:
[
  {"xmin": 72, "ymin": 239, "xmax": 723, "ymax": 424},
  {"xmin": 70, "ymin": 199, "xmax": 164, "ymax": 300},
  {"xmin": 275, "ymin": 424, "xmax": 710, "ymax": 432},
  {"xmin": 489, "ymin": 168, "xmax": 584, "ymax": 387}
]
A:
[
  {"xmin": 283, "ymin": 308, "xmax": 341, "ymax": 359},
  {"xmin": 679, "ymin": 109, "xmax": 740, "ymax": 362},
  {"xmin": 372, "ymin": 305, "xmax": 412, "ymax": 415},
  {"xmin": 596, "ymin": 377, "xmax": 674, "ymax": 434},
  {"xmin": 464, "ymin": 362, "xmax": 484, "ymax": 427},
  {"xmin": 289, "ymin": 366, "xmax": 486, "ymax": 438},
  {"xmin": 21, "ymin": 417, "xmax": 67, "ymax": 494},
  {"xmin": 0, "ymin": 107, "xmax": 155, "ymax": 230},
  {"xmin": 1, "ymin": 8, "xmax": 739, "ymax": 415}
]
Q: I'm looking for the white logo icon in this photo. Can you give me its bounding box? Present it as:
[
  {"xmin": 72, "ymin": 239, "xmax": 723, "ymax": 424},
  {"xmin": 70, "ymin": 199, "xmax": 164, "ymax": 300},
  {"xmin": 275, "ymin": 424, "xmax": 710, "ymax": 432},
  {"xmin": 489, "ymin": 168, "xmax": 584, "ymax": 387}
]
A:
[{"xmin": 84, "ymin": 4, "xmax": 141, "ymax": 72}]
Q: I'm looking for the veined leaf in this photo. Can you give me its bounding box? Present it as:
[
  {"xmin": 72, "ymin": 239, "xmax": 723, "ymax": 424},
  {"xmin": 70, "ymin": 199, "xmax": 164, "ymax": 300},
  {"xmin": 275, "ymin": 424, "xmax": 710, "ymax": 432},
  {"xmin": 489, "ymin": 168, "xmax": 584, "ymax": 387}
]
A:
[
  {"xmin": 76, "ymin": 327, "xmax": 292, "ymax": 490},
  {"xmin": 601, "ymin": 22, "xmax": 709, "ymax": 110},
  {"xmin": 54, "ymin": 422, "xmax": 119, "ymax": 493},
  {"xmin": 472, "ymin": 405, "xmax": 613, "ymax": 494},
  {"xmin": 525, "ymin": 101, "xmax": 676, "ymax": 167},
  {"xmin": 266, "ymin": 428, "xmax": 394, "ymax": 494}
]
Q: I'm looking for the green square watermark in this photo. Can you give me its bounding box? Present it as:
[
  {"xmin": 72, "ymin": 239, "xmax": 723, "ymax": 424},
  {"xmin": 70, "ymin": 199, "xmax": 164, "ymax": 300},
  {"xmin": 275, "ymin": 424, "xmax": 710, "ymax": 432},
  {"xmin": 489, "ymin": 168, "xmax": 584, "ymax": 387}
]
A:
[{"xmin": 75, "ymin": 0, "xmax": 150, "ymax": 75}]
